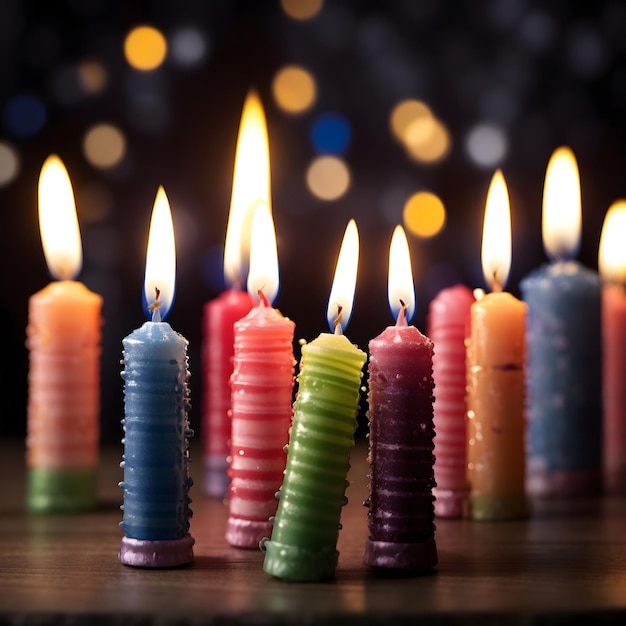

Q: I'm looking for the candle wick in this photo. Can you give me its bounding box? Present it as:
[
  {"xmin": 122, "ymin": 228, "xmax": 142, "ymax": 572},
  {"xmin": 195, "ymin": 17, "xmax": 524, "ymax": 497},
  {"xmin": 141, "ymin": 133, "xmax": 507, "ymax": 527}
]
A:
[
  {"xmin": 333, "ymin": 305, "xmax": 343, "ymax": 335},
  {"xmin": 148, "ymin": 287, "xmax": 162, "ymax": 322},
  {"xmin": 258, "ymin": 289, "xmax": 270, "ymax": 307},
  {"xmin": 396, "ymin": 299, "xmax": 408, "ymax": 326},
  {"xmin": 492, "ymin": 271, "xmax": 503, "ymax": 293}
]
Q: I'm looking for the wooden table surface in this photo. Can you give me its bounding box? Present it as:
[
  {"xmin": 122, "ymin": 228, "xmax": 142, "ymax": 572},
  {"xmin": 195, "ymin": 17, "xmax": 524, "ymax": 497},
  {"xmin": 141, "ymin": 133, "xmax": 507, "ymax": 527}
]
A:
[{"xmin": 1, "ymin": 439, "xmax": 625, "ymax": 625}]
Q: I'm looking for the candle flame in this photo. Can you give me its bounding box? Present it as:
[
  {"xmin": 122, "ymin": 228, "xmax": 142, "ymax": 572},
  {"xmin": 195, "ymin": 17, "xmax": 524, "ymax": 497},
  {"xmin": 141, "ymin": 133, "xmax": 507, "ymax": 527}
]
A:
[
  {"xmin": 599, "ymin": 200, "xmax": 626, "ymax": 284},
  {"xmin": 224, "ymin": 89, "xmax": 271, "ymax": 287},
  {"xmin": 247, "ymin": 201, "xmax": 279, "ymax": 305},
  {"xmin": 144, "ymin": 186, "xmax": 176, "ymax": 320},
  {"xmin": 38, "ymin": 155, "xmax": 82, "ymax": 280},
  {"xmin": 542, "ymin": 146, "xmax": 581, "ymax": 262},
  {"xmin": 327, "ymin": 219, "xmax": 359, "ymax": 333},
  {"xmin": 388, "ymin": 225, "xmax": 415, "ymax": 322},
  {"xmin": 481, "ymin": 169, "xmax": 512, "ymax": 291}
]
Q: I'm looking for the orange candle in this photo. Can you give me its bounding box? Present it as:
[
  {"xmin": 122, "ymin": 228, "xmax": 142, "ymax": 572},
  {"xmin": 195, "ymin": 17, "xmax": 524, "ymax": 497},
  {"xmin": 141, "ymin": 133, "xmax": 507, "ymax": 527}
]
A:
[
  {"xmin": 27, "ymin": 155, "xmax": 102, "ymax": 512},
  {"xmin": 466, "ymin": 170, "xmax": 527, "ymax": 521}
]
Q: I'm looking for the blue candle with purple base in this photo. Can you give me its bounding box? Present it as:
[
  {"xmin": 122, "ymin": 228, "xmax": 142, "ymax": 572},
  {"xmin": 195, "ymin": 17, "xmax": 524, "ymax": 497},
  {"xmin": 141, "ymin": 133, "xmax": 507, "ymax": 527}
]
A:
[
  {"xmin": 119, "ymin": 187, "xmax": 194, "ymax": 567},
  {"xmin": 520, "ymin": 148, "xmax": 602, "ymax": 497}
]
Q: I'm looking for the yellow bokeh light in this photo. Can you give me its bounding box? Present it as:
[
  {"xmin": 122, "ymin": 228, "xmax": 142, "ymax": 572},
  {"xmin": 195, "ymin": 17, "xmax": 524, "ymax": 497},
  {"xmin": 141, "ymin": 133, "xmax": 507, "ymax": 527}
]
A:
[
  {"xmin": 272, "ymin": 65, "xmax": 317, "ymax": 114},
  {"xmin": 306, "ymin": 156, "xmax": 351, "ymax": 201},
  {"xmin": 281, "ymin": 0, "xmax": 323, "ymax": 20},
  {"xmin": 124, "ymin": 25, "xmax": 167, "ymax": 71},
  {"xmin": 83, "ymin": 124, "xmax": 126, "ymax": 169},
  {"xmin": 405, "ymin": 118, "xmax": 451, "ymax": 164},
  {"xmin": 403, "ymin": 191, "xmax": 446, "ymax": 238},
  {"xmin": 390, "ymin": 99, "xmax": 432, "ymax": 143},
  {"xmin": 78, "ymin": 60, "xmax": 107, "ymax": 94}
]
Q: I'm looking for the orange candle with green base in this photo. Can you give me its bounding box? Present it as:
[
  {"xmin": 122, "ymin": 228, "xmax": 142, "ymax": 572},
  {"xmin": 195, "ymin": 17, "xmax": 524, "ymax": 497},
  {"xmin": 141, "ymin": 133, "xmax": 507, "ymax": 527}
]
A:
[{"xmin": 466, "ymin": 170, "xmax": 527, "ymax": 521}]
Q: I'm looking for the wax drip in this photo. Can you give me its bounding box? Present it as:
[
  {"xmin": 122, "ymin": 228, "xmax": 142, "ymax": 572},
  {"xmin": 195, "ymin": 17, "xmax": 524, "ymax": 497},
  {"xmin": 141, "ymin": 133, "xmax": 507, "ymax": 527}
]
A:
[{"xmin": 149, "ymin": 287, "xmax": 162, "ymax": 323}]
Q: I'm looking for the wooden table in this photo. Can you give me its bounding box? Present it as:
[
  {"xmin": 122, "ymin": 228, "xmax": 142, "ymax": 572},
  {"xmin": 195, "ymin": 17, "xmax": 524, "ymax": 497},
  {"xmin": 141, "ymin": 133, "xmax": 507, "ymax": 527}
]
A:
[{"xmin": 1, "ymin": 440, "xmax": 625, "ymax": 624}]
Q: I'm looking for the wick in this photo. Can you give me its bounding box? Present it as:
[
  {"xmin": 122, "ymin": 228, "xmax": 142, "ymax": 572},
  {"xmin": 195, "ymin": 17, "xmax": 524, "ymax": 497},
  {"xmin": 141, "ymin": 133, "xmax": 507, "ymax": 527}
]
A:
[
  {"xmin": 258, "ymin": 289, "xmax": 270, "ymax": 307},
  {"xmin": 148, "ymin": 287, "xmax": 162, "ymax": 322},
  {"xmin": 333, "ymin": 305, "xmax": 343, "ymax": 335},
  {"xmin": 396, "ymin": 298, "xmax": 408, "ymax": 327}
]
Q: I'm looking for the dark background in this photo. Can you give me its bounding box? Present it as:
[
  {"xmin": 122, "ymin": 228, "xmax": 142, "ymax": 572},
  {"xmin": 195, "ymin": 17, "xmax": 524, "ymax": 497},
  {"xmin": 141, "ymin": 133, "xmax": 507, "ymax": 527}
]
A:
[{"xmin": 1, "ymin": 0, "xmax": 625, "ymax": 441}]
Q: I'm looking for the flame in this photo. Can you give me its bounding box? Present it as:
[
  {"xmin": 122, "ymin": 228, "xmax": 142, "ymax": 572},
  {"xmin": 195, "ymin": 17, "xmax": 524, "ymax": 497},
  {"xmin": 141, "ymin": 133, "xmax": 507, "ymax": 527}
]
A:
[
  {"xmin": 144, "ymin": 186, "xmax": 176, "ymax": 320},
  {"xmin": 542, "ymin": 146, "xmax": 581, "ymax": 261},
  {"xmin": 481, "ymin": 169, "xmax": 512, "ymax": 291},
  {"xmin": 599, "ymin": 200, "xmax": 626, "ymax": 284},
  {"xmin": 223, "ymin": 89, "xmax": 271, "ymax": 286},
  {"xmin": 247, "ymin": 201, "xmax": 279, "ymax": 304},
  {"xmin": 326, "ymin": 219, "xmax": 359, "ymax": 333},
  {"xmin": 388, "ymin": 225, "xmax": 415, "ymax": 322},
  {"xmin": 38, "ymin": 155, "xmax": 82, "ymax": 280}
]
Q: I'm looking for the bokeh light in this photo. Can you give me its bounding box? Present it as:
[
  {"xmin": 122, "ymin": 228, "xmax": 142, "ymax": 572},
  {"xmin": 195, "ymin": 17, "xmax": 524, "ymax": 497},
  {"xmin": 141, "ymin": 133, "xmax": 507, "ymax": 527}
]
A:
[
  {"xmin": 311, "ymin": 112, "xmax": 351, "ymax": 155},
  {"xmin": 306, "ymin": 155, "xmax": 351, "ymax": 201},
  {"xmin": 390, "ymin": 99, "xmax": 432, "ymax": 144},
  {"xmin": 124, "ymin": 26, "xmax": 167, "ymax": 71},
  {"xmin": 0, "ymin": 141, "xmax": 20, "ymax": 187},
  {"xmin": 272, "ymin": 65, "xmax": 317, "ymax": 114},
  {"xmin": 403, "ymin": 191, "xmax": 447, "ymax": 238},
  {"xmin": 3, "ymin": 95, "xmax": 46, "ymax": 137},
  {"xmin": 281, "ymin": 0, "xmax": 323, "ymax": 21},
  {"xmin": 465, "ymin": 123, "xmax": 508, "ymax": 168},
  {"xmin": 405, "ymin": 118, "xmax": 451, "ymax": 164},
  {"xmin": 171, "ymin": 27, "xmax": 209, "ymax": 67},
  {"xmin": 82, "ymin": 123, "xmax": 127, "ymax": 169},
  {"xmin": 78, "ymin": 60, "xmax": 108, "ymax": 94}
]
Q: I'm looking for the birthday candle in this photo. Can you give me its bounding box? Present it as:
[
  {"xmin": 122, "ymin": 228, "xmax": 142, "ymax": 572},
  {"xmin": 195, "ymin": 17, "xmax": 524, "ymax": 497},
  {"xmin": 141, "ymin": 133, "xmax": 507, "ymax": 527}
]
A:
[{"xmin": 263, "ymin": 220, "xmax": 366, "ymax": 582}]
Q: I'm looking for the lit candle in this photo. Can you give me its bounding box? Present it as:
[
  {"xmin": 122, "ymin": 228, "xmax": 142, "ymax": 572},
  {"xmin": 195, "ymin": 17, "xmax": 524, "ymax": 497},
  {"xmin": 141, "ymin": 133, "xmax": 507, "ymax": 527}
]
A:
[
  {"xmin": 119, "ymin": 187, "xmax": 194, "ymax": 568},
  {"xmin": 427, "ymin": 284, "xmax": 474, "ymax": 518},
  {"xmin": 263, "ymin": 220, "xmax": 366, "ymax": 582},
  {"xmin": 226, "ymin": 202, "xmax": 295, "ymax": 549},
  {"xmin": 364, "ymin": 225, "xmax": 437, "ymax": 570},
  {"xmin": 26, "ymin": 155, "xmax": 102, "ymax": 513},
  {"xmin": 598, "ymin": 201, "xmax": 626, "ymax": 493},
  {"xmin": 202, "ymin": 90, "xmax": 264, "ymax": 498},
  {"xmin": 520, "ymin": 147, "xmax": 602, "ymax": 497},
  {"xmin": 467, "ymin": 170, "xmax": 527, "ymax": 521}
]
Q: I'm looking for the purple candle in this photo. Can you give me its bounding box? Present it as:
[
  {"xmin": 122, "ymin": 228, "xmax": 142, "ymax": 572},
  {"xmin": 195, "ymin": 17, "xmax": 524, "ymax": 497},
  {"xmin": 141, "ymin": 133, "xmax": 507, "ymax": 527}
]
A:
[{"xmin": 364, "ymin": 226, "xmax": 437, "ymax": 571}]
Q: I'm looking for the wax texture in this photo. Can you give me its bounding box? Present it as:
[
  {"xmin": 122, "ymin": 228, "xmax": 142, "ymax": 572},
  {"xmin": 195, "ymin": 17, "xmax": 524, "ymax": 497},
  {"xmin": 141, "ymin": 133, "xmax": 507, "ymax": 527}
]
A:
[
  {"xmin": 364, "ymin": 324, "xmax": 437, "ymax": 570},
  {"xmin": 26, "ymin": 280, "xmax": 102, "ymax": 512},
  {"xmin": 202, "ymin": 289, "xmax": 254, "ymax": 498},
  {"xmin": 467, "ymin": 291, "xmax": 527, "ymax": 520},
  {"xmin": 602, "ymin": 285, "xmax": 626, "ymax": 493},
  {"xmin": 427, "ymin": 285, "xmax": 474, "ymax": 518},
  {"xmin": 262, "ymin": 333, "xmax": 366, "ymax": 582},
  {"xmin": 521, "ymin": 261, "xmax": 602, "ymax": 496},
  {"xmin": 226, "ymin": 303, "xmax": 295, "ymax": 548},
  {"xmin": 120, "ymin": 322, "xmax": 193, "ymax": 543}
]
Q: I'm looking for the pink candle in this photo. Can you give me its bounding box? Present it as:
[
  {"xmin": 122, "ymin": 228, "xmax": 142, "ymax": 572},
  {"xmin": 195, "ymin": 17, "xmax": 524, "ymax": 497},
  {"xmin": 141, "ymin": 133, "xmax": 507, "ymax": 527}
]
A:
[
  {"xmin": 599, "ymin": 201, "xmax": 626, "ymax": 493},
  {"xmin": 202, "ymin": 89, "xmax": 269, "ymax": 497},
  {"xmin": 427, "ymin": 284, "xmax": 474, "ymax": 518},
  {"xmin": 225, "ymin": 203, "xmax": 295, "ymax": 548}
]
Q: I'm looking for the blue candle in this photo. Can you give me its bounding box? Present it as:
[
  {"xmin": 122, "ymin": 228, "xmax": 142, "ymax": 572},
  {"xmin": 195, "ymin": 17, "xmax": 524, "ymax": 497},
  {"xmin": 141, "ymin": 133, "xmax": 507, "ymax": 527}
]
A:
[
  {"xmin": 520, "ymin": 148, "xmax": 602, "ymax": 497},
  {"xmin": 119, "ymin": 186, "xmax": 194, "ymax": 568}
]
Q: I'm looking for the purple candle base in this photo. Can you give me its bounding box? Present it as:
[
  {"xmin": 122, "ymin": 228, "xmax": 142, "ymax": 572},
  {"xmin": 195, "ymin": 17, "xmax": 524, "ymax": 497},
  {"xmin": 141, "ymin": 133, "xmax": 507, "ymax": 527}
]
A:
[
  {"xmin": 204, "ymin": 455, "xmax": 230, "ymax": 499},
  {"xmin": 363, "ymin": 537, "xmax": 437, "ymax": 571},
  {"xmin": 119, "ymin": 535, "xmax": 194, "ymax": 568},
  {"xmin": 226, "ymin": 517, "xmax": 273, "ymax": 549},
  {"xmin": 433, "ymin": 487, "xmax": 468, "ymax": 519},
  {"xmin": 527, "ymin": 466, "xmax": 602, "ymax": 498}
]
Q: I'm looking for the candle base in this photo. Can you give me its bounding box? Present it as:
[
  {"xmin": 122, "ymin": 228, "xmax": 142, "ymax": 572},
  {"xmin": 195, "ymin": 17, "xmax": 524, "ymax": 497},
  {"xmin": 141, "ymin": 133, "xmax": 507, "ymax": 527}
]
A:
[
  {"xmin": 433, "ymin": 487, "xmax": 468, "ymax": 518},
  {"xmin": 527, "ymin": 467, "xmax": 602, "ymax": 498},
  {"xmin": 363, "ymin": 537, "xmax": 437, "ymax": 571},
  {"xmin": 262, "ymin": 540, "xmax": 339, "ymax": 582},
  {"xmin": 28, "ymin": 468, "xmax": 97, "ymax": 513},
  {"xmin": 203, "ymin": 455, "xmax": 230, "ymax": 499},
  {"xmin": 467, "ymin": 493, "xmax": 528, "ymax": 521},
  {"xmin": 226, "ymin": 517, "xmax": 273, "ymax": 549},
  {"xmin": 119, "ymin": 535, "xmax": 195, "ymax": 568}
]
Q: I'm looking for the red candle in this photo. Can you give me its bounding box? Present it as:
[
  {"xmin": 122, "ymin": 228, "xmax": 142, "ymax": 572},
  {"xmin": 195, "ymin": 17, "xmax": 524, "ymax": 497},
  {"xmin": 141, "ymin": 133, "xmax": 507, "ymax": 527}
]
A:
[
  {"xmin": 202, "ymin": 90, "xmax": 268, "ymax": 497},
  {"xmin": 599, "ymin": 201, "xmax": 626, "ymax": 493},
  {"xmin": 427, "ymin": 284, "xmax": 474, "ymax": 518},
  {"xmin": 364, "ymin": 226, "xmax": 437, "ymax": 571}
]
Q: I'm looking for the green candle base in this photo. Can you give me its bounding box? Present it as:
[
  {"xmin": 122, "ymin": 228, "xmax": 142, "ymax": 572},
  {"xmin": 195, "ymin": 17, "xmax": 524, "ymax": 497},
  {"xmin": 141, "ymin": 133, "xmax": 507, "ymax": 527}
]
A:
[
  {"xmin": 262, "ymin": 540, "xmax": 339, "ymax": 582},
  {"xmin": 28, "ymin": 468, "xmax": 97, "ymax": 513},
  {"xmin": 467, "ymin": 493, "xmax": 528, "ymax": 521}
]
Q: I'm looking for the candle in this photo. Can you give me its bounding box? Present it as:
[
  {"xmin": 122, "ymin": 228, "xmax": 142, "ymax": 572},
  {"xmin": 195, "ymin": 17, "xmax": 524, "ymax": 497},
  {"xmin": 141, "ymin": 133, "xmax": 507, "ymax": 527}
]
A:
[
  {"xmin": 364, "ymin": 225, "xmax": 437, "ymax": 570},
  {"xmin": 119, "ymin": 186, "xmax": 194, "ymax": 568},
  {"xmin": 202, "ymin": 90, "xmax": 265, "ymax": 498},
  {"xmin": 599, "ymin": 201, "xmax": 626, "ymax": 493},
  {"xmin": 26, "ymin": 155, "xmax": 102, "ymax": 513},
  {"xmin": 467, "ymin": 170, "xmax": 527, "ymax": 521},
  {"xmin": 427, "ymin": 284, "xmax": 474, "ymax": 518},
  {"xmin": 520, "ymin": 147, "xmax": 602, "ymax": 497},
  {"xmin": 263, "ymin": 220, "xmax": 366, "ymax": 582},
  {"xmin": 226, "ymin": 202, "xmax": 295, "ymax": 548}
]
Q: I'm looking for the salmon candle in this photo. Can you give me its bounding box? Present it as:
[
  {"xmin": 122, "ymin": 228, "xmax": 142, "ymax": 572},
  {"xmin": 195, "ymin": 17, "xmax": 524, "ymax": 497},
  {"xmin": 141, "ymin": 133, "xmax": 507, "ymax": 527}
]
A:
[
  {"xmin": 226, "ymin": 202, "xmax": 295, "ymax": 548},
  {"xmin": 466, "ymin": 170, "xmax": 527, "ymax": 521},
  {"xmin": 364, "ymin": 225, "xmax": 437, "ymax": 570},
  {"xmin": 27, "ymin": 155, "xmax": 102, "ymax": 513},
  {"xmin": 263, "ymin": 220, "xmax": 366, "ymax": 582},
  {"xmin": 598, "ymin": 201, "xmax": 626, "ymax": 493}
]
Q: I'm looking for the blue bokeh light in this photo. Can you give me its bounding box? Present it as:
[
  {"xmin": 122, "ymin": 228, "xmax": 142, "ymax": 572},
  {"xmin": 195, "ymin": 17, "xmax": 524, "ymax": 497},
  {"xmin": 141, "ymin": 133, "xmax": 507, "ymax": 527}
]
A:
[
  {"xmin": 3, "ymin": 95, "xmax": 47, "ymax": 137},
  {"xmin": 311, "ymin": 112, "xmax": 351, "ymax": 155}
]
